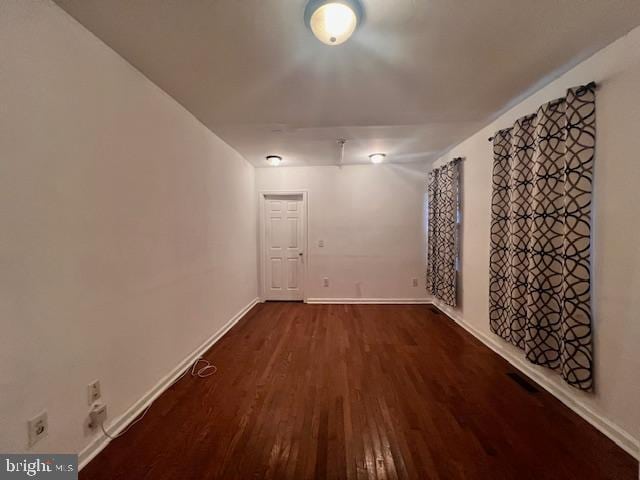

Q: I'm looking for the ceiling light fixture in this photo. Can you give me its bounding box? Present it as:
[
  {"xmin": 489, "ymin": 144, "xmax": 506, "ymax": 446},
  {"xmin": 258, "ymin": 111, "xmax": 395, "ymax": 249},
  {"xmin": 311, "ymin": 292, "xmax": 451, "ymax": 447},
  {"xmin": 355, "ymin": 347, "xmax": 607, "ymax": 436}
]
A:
[
  {"xmin": 369, "ymin": 153, "xmax": 386, "ymax": 164},
  {"xmin": 266, "ymin": 155, "xmax": 282, "ymax": 166},
  {"xmin": 304, "ymin": 0, "xmax": 362, "ymax": 46}
]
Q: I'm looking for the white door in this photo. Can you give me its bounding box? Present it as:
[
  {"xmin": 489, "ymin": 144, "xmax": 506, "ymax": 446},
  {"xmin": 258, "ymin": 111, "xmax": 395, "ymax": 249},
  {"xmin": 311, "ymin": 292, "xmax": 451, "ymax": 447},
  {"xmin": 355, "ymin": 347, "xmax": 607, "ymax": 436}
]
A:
[{"xmin": 263, "ymin": 194, "xmax": 305, "ymax": 301}]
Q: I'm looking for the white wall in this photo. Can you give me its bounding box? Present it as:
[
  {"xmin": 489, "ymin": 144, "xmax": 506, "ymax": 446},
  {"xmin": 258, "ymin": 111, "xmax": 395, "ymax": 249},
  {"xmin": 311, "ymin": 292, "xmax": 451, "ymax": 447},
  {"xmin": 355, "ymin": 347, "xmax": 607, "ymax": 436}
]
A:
[
  {"xmin": 432, "ymin": 25, "xmax": 640, "ymax": 456},
  {"xmin": 255, "ymin": 164, "xmax": 428, "ymax": 302},
  {"xmin": 0, "ymin": 0, "xmax": 257, "ymax": 456}
]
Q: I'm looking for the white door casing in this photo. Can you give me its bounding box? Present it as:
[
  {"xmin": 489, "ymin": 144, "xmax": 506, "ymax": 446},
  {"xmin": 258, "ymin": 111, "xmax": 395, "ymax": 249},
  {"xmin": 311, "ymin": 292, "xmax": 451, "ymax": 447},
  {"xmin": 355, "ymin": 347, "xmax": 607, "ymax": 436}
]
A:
[{"xmin": 261, "ymin": 193, "xmax": 306, "ymax": 301}]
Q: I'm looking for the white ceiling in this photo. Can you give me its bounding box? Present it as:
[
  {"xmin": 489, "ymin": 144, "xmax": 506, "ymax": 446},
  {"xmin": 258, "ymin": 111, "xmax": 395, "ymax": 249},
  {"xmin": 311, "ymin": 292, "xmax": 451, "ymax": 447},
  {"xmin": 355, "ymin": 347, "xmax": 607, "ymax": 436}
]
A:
[{"xmin": 54, "ymin": 0, "xmax": 640, "ymax": 167}]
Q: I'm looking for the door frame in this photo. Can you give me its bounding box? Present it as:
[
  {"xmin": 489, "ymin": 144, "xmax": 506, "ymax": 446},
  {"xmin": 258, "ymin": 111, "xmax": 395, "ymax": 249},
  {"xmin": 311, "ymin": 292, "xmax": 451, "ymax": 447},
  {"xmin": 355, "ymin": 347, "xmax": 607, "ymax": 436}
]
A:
[{"xmin": 258, "ymin": 190, "xmax": 309, "ymax": 303}]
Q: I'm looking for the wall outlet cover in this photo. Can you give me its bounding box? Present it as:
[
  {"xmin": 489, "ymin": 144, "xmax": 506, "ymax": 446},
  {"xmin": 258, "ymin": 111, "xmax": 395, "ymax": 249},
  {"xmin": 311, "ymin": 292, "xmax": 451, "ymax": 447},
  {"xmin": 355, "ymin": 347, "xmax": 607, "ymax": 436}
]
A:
[
  {"xmin": 89, "ymin": 402, "xmax": 107, "ymax": 429},
  {"xmin": 28, "ymin": 411, "xmax": 48, "ymax": 447},
  {"xmin": 88, "ymin": 380, "xmax": 101, "ymax": 405}
]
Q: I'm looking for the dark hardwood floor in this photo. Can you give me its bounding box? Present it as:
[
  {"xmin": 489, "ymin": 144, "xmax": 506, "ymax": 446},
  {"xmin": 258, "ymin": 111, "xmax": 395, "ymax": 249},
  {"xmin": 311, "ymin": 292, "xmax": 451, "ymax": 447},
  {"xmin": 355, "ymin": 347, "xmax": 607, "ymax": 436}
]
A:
[{"xmin": 81, "ymin": 303, "xmax": 637, "ymax": 479}]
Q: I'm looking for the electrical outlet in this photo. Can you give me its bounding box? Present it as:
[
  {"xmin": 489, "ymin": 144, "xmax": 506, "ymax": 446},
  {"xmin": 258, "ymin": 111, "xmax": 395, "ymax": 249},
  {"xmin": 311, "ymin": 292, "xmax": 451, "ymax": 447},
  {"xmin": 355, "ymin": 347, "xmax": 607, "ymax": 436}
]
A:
[
  {"xmin": 412, "ymin": 278, "xmax": 419, "ymax": 287},
  {"xmin": 318, "ymin": 240, "xmax": 324, "ymax": 247},
  {"xmin": 88, "ymin": 402, "xmax": 107, "ymax": 429},
  {"xmin": 28, "ymin": 411, "xmax": 48, "ymax": 446},
  {"xmin": 88, "ymin": 380, "xmax": 101, "ymax": 405},
  {"xmin": 323, "ymin": 277, "xmax": 329, "ymax": 287}
]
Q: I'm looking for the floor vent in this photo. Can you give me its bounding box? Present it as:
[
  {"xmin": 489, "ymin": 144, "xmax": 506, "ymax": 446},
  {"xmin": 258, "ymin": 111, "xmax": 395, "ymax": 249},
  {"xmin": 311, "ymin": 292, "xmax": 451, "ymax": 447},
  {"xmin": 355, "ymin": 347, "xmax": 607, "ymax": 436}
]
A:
[{"xmin": 507, "ymin": 372, "xmax": 539, "ymax": 394}]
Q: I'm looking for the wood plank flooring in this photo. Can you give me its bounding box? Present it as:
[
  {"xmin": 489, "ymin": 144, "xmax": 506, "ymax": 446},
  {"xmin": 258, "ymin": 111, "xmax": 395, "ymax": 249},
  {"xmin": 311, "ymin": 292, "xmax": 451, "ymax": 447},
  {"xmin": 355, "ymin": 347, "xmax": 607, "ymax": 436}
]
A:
[{"xmin": 80, "ymin": 303, "xmax": 638, "ymax": 479}]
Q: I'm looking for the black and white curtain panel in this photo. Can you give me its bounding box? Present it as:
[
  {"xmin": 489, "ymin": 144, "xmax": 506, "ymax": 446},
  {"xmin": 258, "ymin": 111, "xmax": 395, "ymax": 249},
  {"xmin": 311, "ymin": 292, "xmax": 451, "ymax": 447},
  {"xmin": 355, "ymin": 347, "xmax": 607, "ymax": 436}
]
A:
[
  {"xmin": 489, "ymin": 83, "xmax": 595, "ymax": 391},
  {"xmin": 427, "ymin": 159, "xmax": 460, "ymax": 307}
]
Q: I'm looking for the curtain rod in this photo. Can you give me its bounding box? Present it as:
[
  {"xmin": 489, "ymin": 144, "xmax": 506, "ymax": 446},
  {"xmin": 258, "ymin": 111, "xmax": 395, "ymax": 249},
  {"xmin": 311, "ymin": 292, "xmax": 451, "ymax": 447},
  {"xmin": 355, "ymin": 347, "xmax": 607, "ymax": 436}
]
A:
[
  {"xmin": 430, "ymin": 157, "xmax": 464, "ymax": 173},
  {"xmin": 487, "ymin": 81, "xmax": 597, "ymax": 142}
]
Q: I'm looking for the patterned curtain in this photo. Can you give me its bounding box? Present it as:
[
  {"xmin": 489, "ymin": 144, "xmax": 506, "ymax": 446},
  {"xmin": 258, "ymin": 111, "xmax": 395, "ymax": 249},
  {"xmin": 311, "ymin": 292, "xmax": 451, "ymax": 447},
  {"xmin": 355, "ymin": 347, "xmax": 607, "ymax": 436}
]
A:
[
  {"xmin": 427, "ymin": 159, "xmax": 460, "ymax": 307},
  {"xmin": 489, "ymin": 83, "xmax": 595, "ymax": 391}
]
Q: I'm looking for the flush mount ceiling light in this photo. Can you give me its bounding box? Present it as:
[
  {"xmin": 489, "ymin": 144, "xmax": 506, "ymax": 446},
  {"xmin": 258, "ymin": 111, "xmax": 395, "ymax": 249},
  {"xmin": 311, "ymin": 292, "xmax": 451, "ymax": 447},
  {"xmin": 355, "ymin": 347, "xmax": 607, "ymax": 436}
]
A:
[
  {"xmin": 266, "ymin": 155, "xmax": 282, "ymax": 166},
  {"xmin": 369, "ymin": 153, "xmax": 386, "ymax": 164},
  {"xmin": 304, "ymin": 0, "xmax": 363, "ymax": 46}
]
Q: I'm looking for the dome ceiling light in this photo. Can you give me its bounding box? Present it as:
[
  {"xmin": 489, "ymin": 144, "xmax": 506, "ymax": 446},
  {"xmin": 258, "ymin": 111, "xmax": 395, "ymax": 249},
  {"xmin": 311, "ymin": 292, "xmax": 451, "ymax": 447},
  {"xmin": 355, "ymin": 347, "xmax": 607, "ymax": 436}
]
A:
[
  {"xmin": 369, "ymin": 153, "xmax": 386, "ymax": 164},
  {"xmin": 304, "ymin": 0, "xmax": 363, "ymax": 46},
  {"xmin": 266, "ymin": 155, "xmax": 283, "ymax": 166}
]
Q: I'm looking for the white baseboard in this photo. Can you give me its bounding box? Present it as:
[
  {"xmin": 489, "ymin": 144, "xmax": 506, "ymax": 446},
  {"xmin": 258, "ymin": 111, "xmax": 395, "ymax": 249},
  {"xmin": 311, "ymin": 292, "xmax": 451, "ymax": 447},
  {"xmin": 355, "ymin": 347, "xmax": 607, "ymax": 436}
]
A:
[
  {"xmin": 306, "ymin": 298, "xmax": 431, "ymax": 304},
  {"xmin": 429, "ymin": 300, "xmax": 640, "ymax": 461},
  {"xmin": 78, "ymin": 297, "xmax": 260, "ymax": 470}
]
